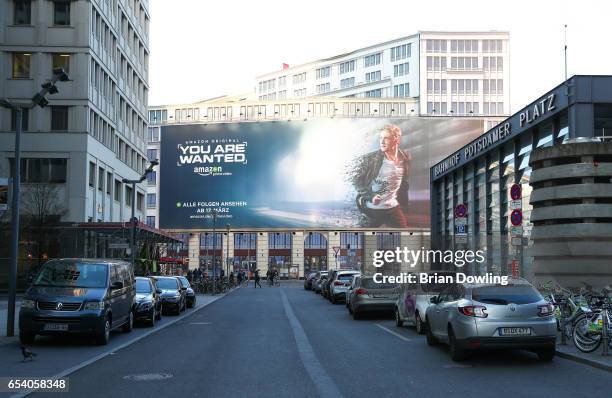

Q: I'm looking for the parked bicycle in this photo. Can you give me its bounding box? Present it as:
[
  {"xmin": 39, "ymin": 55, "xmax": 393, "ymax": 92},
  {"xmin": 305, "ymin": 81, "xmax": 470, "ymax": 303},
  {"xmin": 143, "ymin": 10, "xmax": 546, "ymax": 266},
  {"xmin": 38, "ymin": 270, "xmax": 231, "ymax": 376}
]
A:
[{"xmin": 572, "ymin": 292, "xmax": 612, "ymax": 353}]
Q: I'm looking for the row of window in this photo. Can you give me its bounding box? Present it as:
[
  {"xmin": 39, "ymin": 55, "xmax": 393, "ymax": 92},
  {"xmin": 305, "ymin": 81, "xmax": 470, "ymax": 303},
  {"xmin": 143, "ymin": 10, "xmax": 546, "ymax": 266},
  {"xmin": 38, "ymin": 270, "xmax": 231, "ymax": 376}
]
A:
[
  {"xmin": 113, "ymin": 134, "xmax": 146, "ymax": 174},
  {"xmin": 88, "ymin": 161, "xmax": 144, "ymax": 209},
  {"xmin": 426, "ymin": 101, "xmax": 504, "ymax": 115},
  {"xmin": 259, "ymin": 93, "xmax": 277, "ymax": 101},
  {"xmin": 393, "ymin": 62, "xmax": 409, "ymax": 77},
  {"xmin": 390, "ymin": 44, "xmax": 411, "ymax": 61},
  {"xmin": 119, "ymin": 53, "xmax": 148, "ymax": 108},
  {"xmin": 365, "ymin": 89, "xmax": 382, "ymax": 98},
  {"xmin": 89, "ymin": 109, "xmax": 114, "ymax": 151},
  {"xmin": 426, "ymin": 56, "xmax": 504, "ymax": 71},
  {"xmin": 119, "ymin": 6, "xmax": 149, "ymax": 74},
  {"xmin": 91, "ymin": 58, "xmax": 116, "ymax": 112},
  {"xmin": 364, "ymin": 53, "xmax": 381, "ymax": 67},
  {"xmin": 91, "ymin": 6, "xmax": 117, "ymax": 69},
  {"xmin": 393, "ymin": 83, "xmax": 410, "ymax": 98},
  {"xmin": 12, "ymin": 0, "xmax": 70, "ymax": 26},
  {"xmin": 339, "ymin": 60, "xmax": 356, "ymax": 75},
  {"xmin": 341, "ymin": 77, "xmax": 355, "ymax": 89},
  {"xmin": 259, "ymin": 78, "xmax": 276, "ymax": 93},
  {"xmin": 365, "ymin": 70, "xmax": 381, "ymax": 83},
  {"xmin": 426, "ymin": 79, "xmax": 504, "ymax": 95},
  {"xmin": 10, "ymin": 158, "xmax": 67, "ymax": 183},
  {"xmin": 294, "ymin": 88, "xmax": 307, "ymax": 97},
  {"xmin": 148, "ymin": 110, "xmax": 168, "ymax": 124},
  {"xmin": 316, "ymin": 83, "xmax": 330, "ymax": 94},
  {"xmin": 10, "ymin": 107, "xmax": 68, "ymax": 132},
  {"xmin": 316, "ymin": 66, "xmax": 331, "ymax": 79},
  {"xmin": 118, "ymin": 95, "xmax": 147, "ymax": 142},
  {"xmin": 11, "ymin": 52, "xmax": 70, "ymax": 79},
  {"xmin": 293, "ymin": 72, "xmax": 306, "ymax": 84},
  {"xmin": 425, "ymin": 39, "xmax": 504, "ymax": 53}
]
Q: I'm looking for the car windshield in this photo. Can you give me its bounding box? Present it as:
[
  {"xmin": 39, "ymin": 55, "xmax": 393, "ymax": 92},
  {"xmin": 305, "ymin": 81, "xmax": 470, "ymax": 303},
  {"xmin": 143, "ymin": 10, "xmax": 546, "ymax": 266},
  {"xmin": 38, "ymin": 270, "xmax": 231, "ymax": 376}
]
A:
[
  {"xmin": 339, "ymin": 274, "xmax": 358, "ymax": 281},
  {"xmin": 135, "ymin": 279, "xmax": 152, "ymax": 293},
  {"xmin": 472, "ymin": 285, "xmax": 543, "ymax": 305},
  {"xmin": 178, "ymin": 277, "xmax": 190, "ymax": 288},
  {"xmin": 155, "ymin": 278, "xmax": 179, "ymax": 290},
  {"xmin": 362, "ymin": 279, "xmax": 398, "ymax": 289},
  {"xmin": 33, "ymin": 261, "xmax": 108, "ymax": 288}
]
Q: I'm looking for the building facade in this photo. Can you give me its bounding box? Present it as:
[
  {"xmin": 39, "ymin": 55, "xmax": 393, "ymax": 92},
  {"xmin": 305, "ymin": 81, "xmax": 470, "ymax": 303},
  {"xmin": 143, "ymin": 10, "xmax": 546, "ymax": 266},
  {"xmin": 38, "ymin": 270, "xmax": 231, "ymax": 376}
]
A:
[
  {"xmin": 430, "ymin": 75, "xmax": 612, "ymax": 288},
  {"xmin": 254, "ymin": 31, "xmax": 510, "ymax": 117},
  {"xmin": 0, "ymin": 0, "xmax": 151, "ymax": 224}
]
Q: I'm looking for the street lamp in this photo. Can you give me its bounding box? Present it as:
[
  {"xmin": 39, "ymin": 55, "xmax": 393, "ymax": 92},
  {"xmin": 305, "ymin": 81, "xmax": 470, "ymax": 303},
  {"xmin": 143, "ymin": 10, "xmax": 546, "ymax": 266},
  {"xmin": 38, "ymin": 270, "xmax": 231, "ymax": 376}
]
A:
[
  {"xmin": 1, "ymin": 68, "xmax": 69, "ymax": 337},
  {"xmin": 211, "ymin": 210, "xmax": 217, "ymax": 295},
  {"xmin": 122, "ymin": 159, "xmax": 159, "ymax": 272},
  {"xmin": 226, "ymin": 224, "xmax": 230, "ymax": 278}
]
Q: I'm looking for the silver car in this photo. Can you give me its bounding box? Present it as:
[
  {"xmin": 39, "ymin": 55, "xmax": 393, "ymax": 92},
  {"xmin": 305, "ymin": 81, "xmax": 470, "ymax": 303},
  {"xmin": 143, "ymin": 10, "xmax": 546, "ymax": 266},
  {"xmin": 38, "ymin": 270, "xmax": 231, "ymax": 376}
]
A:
[
  {"xmin": 425, "ymin": 279, "xmax": 557, "ymax": 362},
  {"xmin": 348, "ymin": 276, "xmax": 399, "ymax": 320},
  {"xmin": 329, "ymin": 271, "xmax": 360, "ymax": 304},
  {"xmin": 313, "ymin": 271, "xmax": 328, "ymax": 294}
]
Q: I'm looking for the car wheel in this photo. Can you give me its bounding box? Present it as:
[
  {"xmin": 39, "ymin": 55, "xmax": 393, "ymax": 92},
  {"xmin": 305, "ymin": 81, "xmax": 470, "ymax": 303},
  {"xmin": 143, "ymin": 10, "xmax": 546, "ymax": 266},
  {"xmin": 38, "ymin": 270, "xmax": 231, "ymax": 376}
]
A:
[
  {"xmin": 155, "ymin": 307, "xmax": 162, "ymax": 320},
  {"xmin": 426, "ymin": 318, "xmax": 438, "ymax": 346},
  {"xmin": 122, "ymin": 311, "xmax": 134, "ymax": 333},
  {"xmin": 19, "ymin": 331, "xmax": 36, "ymax": 345},
  {"xmin": 415, "ymin": 313, "xmax": 425, "ymax": 335},
  {"xmin": 148, "ymin": 309, "xmax": 156, "ymax": 327},
  {"xmin": 96, "ymin": 317, "xmax": 111, "ymax": 345},
  {"xmin": 536, "ymin": 348, "xmax": 555, "ymax": 362},
  {"xmin": 395, "ymin": 308, "xmax": 403, "ymax": 327},
  {"xmin": 448, "ymin": 327, "xmax": 466, "ymax": 362}
]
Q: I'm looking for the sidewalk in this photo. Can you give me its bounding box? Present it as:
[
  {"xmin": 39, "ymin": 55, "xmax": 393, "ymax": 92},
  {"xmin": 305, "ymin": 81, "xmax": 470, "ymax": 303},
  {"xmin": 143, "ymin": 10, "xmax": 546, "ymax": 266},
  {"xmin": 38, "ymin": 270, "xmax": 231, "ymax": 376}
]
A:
[
  {"xmin": 556, "ymin": 333, "xmax": 612, "ymax": 372},
  {"xmin": 0, "ymin": 298, "xmax": 21, "ymax": 341}
]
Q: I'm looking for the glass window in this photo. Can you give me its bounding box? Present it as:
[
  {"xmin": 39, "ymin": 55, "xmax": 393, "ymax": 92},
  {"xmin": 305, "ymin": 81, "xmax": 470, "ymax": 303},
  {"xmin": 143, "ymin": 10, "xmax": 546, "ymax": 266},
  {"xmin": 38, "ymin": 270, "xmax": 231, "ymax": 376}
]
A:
[
  {"xmin": 53, "ymin": 1, "xmax": 71, "ymax": 25},
  {"xmin": 52, "ymin": 53, "xmax": 70, "ymax": 74},
  {"xmin": 12, "ymin": 53, "xmax": 31, "ymax": 78},
  {"xmin": 125, "ymin": 186, "xmax": 132, "ymax": 206},
  {"xmin": 98, "ymin": 166, "xmax": 104, "ymax": 191},
  {"xmin": 51, "ymin": 106, "xmax": 69, "ymax": 130},
  {"xmin": 14, "ymin": 0, "xmax": 31, "ymax": 25},
  {"xmin": 147, "ymin": 149, "xmax": 157, "ymax": 161},
  {"xmin": 147, "ymin": 193, "xmax": 156, "ymax": 208},
  {"xmin": 147, "ymin": 170, "xmax": 156, "ymax": 185},
  {"xmin": 106, "ymin": 172, "xmax": 112, "ymax": 195}
]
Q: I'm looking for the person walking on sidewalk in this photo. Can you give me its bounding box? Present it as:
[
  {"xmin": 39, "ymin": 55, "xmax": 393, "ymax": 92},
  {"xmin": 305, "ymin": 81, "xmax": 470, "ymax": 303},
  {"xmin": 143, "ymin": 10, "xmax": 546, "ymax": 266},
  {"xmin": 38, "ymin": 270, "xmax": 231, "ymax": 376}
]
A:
[{"xmin": 254, "ymin": 269, "xmax": 262, "ymax": 288}]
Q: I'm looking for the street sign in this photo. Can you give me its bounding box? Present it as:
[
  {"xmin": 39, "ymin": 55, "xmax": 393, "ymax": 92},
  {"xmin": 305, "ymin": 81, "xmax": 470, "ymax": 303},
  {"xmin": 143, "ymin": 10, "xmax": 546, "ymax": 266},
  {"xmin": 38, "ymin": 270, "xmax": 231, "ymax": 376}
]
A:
[
  {"xmin": 510, "ymin": 226, "xmax": 523, "ymax": 235},
  {"xmin": 455, "ymin": 225, "xmax": 467, "ymax": 234},
  {"xmin": 510, "ymin": 209, "xmax": 523, "ymax": 226},
  {"xmin": 454, "ymin": 203, "xmax": 468, "ymax": 218},
  {"xmin": 511, "ymin": 260, "xmax": 519, "ymax": 277},
  {"xmin": 511, "ymin": 237, "xmax": 523, "ymax": 246},
  {"xmin": 510, "ymin": 184, "xmax": 522, "ymax": 200},
  {"xmin": 455, "ymin": 235, "xmax": 468, "ymax": 244},
  {"xmin": 510, "ymin": 200, "xmax": 522, "ymax": 209},
  {"xmin": 455, "ymin": 217, "xmax": 467, "ymax": 226},
  {"xmin": 109, "ymin": 243, "xmax": 130, "ymax": 249}
]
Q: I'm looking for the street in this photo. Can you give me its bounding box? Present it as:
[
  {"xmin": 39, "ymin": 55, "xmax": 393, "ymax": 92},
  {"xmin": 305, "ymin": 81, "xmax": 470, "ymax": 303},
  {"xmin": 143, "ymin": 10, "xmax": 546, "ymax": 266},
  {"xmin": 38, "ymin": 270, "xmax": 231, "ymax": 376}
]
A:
[{"xmin": 19, "ymin": 282, "xmax": 612, "ymax": 398}]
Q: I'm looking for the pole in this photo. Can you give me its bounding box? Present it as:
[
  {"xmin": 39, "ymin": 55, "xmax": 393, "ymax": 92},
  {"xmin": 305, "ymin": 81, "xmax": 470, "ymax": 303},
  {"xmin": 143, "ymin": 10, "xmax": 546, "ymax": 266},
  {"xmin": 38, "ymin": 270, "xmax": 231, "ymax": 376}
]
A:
[
  {"xmin": 7, "ymin": 108, "xmax": 22, "ymax": 337},
  {"xmin": 131, "ymin": 182, "xmax": 136, "ymax": 270},
  {"xmin": 564, "ymin": 24, "xmax": 568, "ymax": 82},
  {"xmin": 226, "ymin": 224, "xmax": 230, "ymax": 279},
  {"xmin": 212, "ymin": 212, "xmax": 216, "ymax": 295}
]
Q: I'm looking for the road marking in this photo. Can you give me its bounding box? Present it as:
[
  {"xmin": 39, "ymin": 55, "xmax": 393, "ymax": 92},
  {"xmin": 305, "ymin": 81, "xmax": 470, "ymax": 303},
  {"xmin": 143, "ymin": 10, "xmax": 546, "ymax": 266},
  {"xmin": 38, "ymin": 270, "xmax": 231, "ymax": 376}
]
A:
[
  {"xmin": 375, "ymin": 324, "xmax": 412, "ymax": 341},
  {"xmin": 189, "ymin": 322, "xmax": 212, "ymax": 325},
  {"xmin": 10, "ymin": 293, "xmax": 231, "ymax": 398},
  {"xmin": 280, "ymin": 289, "xmax": 344, "ymax": 398}
]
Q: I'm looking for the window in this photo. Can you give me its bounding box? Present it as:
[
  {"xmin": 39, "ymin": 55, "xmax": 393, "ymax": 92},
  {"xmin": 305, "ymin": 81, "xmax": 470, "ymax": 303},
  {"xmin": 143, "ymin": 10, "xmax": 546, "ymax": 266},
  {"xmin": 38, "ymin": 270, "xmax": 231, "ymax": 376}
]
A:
[
  {"xmin": 390, "ymin": 44, "xmax": 411, "ymax": 61},
  {"xmin": 364, "ymin": 53, "xmax": 381, "ymax": 67},
  {"xmin": 137, "ymin": 192, "xmax": 143, "ymax": 211},
  {"xmin": 365, "ymin": 89, "xmax": 381, "ymax": 98},
  {"xmin": 52, "ymin": 53, "xmax": 70, "ymax": 74},
  {"xmin": 89, "ymin": 162, "xmax": 95, "ymax": 187},
  {"xmin": 340, "ymin": 77, "xmax": 355, "ymax": 89},
  {"xmin": 51, "ymin": 106, "xmax": 69, "ymax": 130},
  {"xmin": 11, "ymin": 109, "xmax": 28, "ymax": 131},
  {"xmin": 316, "ymin": 66, "xmax": 330, "ymax": 79},
  {"xmin": 53, "ymin": 1, "xmax": 71, "ymax": 26},
  {"xmin": 9, "ymin": 158, "xmax": 67, "ymax": 183},
  {"xmin": 12, "ymin": 53, "xmax": 31, "ymax": 78},
  {"xmin": 292, "ymin": 72, "xmax": 306, "ymax": 84},
  {"xmin": 98, "ymin": 167, "xmax": 104, "ymax": 191},
  {"xmin": 393, "ymin": 83, "xmax": 409, "ymax": 97},
  {"xmin": 147, "ymin": 127, "xmax": 159, "ymax": 142},
  {"xmin": 339, "ymin": 60, "xmax": 355, "ymax": 74},
  {"xmin": 316, "ymin": 83, "xmax": 330, "ymax": 94},
  {"xmin": 106, "ymin": 172, "xmax": 112, "ymax": 195},
  {"xmin": 147, "ymin": 149, "xmax": 157, "ymax": 161},
  {"xmin": 146, "ymin": 216, "xmax": 156, "ymax": 227},
  {"xmin": 147, "ymin": 193, "xmax": 156, "ymax": 208},
  {"xmin": 125, "ymin": 186, "xmax": 133, "ymax": 206},
  {"xmin": 365, "ymin": 71, "xmax": 381, "ymax": 83},
  {"xmin": 393, "ymin": 62, "xmax": 409, "ymax": 77},
  {"xmin": 14, "ymin": 0, "xmax": 31, "ymax": 25},
  {"xmin": 147, "ymin": 170, "xmax": 156, "ymax": 185},
  {"xmin": 114, "ymin": 180, "xmax": 121, "ymax": 201}
]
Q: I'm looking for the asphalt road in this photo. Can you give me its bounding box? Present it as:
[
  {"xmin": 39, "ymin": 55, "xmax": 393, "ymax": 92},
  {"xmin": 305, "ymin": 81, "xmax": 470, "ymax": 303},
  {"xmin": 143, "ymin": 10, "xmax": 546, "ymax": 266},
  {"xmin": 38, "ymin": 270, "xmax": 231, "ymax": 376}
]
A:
[{"xmin": 32, "ymin": 282, "xmax": 612, "ymax": 398}]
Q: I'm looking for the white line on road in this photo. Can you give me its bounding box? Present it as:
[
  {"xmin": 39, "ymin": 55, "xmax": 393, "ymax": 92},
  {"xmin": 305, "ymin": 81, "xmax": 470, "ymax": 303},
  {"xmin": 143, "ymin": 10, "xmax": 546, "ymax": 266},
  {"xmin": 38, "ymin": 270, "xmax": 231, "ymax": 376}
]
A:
[
  {"xmin": 280, "ymin": 289, "xmax": 345, "ymax": 398},
  {"xmin": 189, "ymin": 322, "xmax": 212, "ymax": 325},
  {"xmin": 375, "ymin": 324, "xmax": 412, "ymax": 341}
]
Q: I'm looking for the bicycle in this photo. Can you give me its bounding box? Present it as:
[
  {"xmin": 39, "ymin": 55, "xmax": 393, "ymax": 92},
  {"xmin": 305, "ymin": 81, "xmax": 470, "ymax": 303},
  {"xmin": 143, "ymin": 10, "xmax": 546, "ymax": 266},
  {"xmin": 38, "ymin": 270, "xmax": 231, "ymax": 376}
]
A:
[{"xmin": 572, "ymin": 293, "xmax": 612, "ymax": 353}]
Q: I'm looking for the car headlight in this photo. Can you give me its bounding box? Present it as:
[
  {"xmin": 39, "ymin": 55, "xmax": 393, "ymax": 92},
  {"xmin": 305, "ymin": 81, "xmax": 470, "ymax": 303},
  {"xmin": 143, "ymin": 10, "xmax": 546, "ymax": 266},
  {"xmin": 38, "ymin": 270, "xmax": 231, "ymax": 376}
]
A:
[
  {"xmin": 21, "ymin": 299, "xmax": 35, "ymax": 309},
  {"xmin": 84, "ymin": 301, "xmax": 105, "ymax": 310},
  {"xmin": 138, "ymin": 301, "xmax": 152, "ymax": 309}
]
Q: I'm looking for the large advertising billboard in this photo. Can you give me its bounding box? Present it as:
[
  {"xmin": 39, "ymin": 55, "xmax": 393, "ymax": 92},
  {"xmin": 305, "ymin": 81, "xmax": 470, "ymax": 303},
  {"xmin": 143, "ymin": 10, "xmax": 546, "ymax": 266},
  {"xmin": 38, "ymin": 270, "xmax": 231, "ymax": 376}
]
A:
[{"xmin": 159, "ymin": 119, "xmax": 484, "ymax": 230}]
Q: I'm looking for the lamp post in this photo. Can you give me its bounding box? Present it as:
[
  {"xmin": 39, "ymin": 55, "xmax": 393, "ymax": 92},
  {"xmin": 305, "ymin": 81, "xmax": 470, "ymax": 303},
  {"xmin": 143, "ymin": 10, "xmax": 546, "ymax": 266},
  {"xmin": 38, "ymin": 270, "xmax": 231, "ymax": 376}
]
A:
[
  {"xmin": 226, "ymin": 224, "xmax": 230, "ymax": 278},
  {"xmin": 122, "ymin": 159, "xmax": 159, "ymax": 271},
  {"xmin": 1, "ymin": 68, "xmax": 69, "ymax": 337},
  {"xmin": 211, "ymin": 210, "xmax": 217, "ymax": 295}
]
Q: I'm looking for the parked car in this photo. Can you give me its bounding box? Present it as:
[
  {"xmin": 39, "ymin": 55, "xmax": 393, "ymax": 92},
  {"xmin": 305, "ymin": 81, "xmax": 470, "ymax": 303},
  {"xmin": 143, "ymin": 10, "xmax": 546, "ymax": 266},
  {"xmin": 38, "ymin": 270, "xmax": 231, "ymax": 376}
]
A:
[
  {"xmin": 313, "ymin": 272, "xmax": 329, "ymax": 294},
  {"xmin": 425, "ymin": 278, "xmax": 557, "ymax": 362},
  {"xmin": 345, "ymin": 274, "xmax": 361, "ymax": 310},
  {"xmin": 329, "ymin": 271, "xmax": 361, "ymax": 304},
  {"xmin": 151, "ymin": 276, "xmax": 186, "ymax": 315},
  {"xmin": 348, "ymin": 276, "xmax": 399, "ymax": 319},
  {"xmin": 395, "ymin": 271, "xmax": 456, "ymax": 334},
  {"xmin": 134, "ymin": 277, "xmax": 162, "ymax": 326},
  {"xmin": 177, "ymin": 276, "xmax": 196, "ymax": 308},
  {"xmin": 19, "ymin": 258, "xmax": 136, "ymax": 345},
  {"xmin": 322, "ymin": 270, "xmax": 339, "ymax": 299},
  {"xmin": 304, "ymin": 272, "xmax": 318, "ymax": 290}
]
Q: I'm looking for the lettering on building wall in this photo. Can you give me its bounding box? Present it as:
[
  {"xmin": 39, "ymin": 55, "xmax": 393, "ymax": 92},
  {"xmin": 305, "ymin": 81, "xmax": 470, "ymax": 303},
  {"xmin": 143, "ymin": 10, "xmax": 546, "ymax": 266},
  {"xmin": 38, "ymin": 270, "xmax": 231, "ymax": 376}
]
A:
[{"xmin": 519, "ymin": 94, "xmax": 556, "ymax": 127}]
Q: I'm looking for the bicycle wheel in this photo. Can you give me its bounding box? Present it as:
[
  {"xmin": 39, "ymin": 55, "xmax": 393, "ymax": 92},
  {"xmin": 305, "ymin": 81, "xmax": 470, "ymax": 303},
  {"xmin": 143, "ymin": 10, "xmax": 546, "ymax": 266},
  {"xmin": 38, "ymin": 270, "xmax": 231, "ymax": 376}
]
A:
[{"xmin": 572, "ymin": 317, "xmax": 601, "ymax": 353}]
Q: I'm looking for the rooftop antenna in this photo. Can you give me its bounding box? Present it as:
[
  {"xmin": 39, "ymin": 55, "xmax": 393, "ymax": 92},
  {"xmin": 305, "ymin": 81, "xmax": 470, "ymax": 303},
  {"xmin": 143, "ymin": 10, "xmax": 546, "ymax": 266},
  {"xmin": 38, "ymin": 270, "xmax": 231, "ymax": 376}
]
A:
[
  {"xmin": 564, "ymin": 24, "xmax": 571, "ymax": 138},
  {"xmin": 564, "ymin": 24, "xmax": 568, "ymax": 82}
]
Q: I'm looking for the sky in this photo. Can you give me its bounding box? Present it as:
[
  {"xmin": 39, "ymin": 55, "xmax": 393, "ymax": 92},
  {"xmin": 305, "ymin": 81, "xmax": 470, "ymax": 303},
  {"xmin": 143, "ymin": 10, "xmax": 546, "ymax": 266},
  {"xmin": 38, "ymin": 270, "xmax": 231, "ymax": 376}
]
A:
[{"xmin": 148, "ymin": 0, "xmax": 612, "ymax": 114}]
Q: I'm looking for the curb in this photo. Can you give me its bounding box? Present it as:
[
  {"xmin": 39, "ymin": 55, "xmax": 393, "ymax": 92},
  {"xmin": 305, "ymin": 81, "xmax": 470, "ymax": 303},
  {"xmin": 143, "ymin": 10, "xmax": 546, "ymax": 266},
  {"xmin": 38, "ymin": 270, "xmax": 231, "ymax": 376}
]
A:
[
  {"xmin": 11, "ymin": 289, "xmax": 236, "ymax": 398},
  {"xmin": 556, "ymin": 348, "xmax": 612, "ymax": 373}
]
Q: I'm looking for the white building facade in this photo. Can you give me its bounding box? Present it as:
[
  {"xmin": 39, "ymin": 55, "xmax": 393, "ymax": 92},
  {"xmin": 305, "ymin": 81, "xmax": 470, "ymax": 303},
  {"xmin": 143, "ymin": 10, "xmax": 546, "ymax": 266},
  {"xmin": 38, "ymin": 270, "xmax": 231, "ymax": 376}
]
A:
[
  {"xmin": 255, "ymin": 31, "xmax": 510, "ymax": 117},
  {"xmin": 0, "ymin": 0, "xmax": 151, "ymax": 223}
]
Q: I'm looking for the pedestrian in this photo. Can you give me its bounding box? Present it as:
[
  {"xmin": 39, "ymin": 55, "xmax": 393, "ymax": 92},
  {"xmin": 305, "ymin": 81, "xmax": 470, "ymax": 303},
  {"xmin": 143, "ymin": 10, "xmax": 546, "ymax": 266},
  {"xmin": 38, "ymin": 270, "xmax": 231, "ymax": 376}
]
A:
[
  {"xmin": 254, "ymin": 269, "xmax": 262, "ymax": 288},
  {"xmin": 187, "ymin": 269, "xmax": 193, "ymax": 282},
  {"xmin": 237, "ymin": 271, "xmax": 243, "ymax": 285}
]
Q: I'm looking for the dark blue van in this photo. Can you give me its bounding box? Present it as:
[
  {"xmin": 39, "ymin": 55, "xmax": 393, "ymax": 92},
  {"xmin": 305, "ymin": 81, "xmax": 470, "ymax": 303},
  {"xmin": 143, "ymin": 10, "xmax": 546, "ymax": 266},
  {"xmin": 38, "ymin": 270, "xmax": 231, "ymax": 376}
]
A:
[{"xmin": 19, "ymin": 259, "xmax": 136, "ymax": 345}]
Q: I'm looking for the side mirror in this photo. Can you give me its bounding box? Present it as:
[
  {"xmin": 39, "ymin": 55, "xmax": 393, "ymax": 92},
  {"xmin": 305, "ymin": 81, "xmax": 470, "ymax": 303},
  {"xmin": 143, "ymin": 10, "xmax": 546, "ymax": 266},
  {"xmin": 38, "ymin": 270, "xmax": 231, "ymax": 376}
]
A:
[
  {"xmin": 156, "ymin": 288, "xmax": 162, "ymax": 294},
  {"xmin": 111, "ymin": 281, "xmax": 124, "ymax": 290},
  {"xmin": 430, "ymin": 297, "xmax": 439, "ymax": 304},
  {"xmin": 180, "ymin": 287, "xmax": 187, "ymax": 291}
]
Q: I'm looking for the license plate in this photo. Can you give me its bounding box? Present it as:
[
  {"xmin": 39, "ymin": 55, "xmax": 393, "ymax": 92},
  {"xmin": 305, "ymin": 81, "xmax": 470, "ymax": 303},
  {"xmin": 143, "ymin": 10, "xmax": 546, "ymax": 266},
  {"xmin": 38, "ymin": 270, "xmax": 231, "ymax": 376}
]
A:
[
  {"xmin": 500, "ymin": 327, "xmax": 531, "ymax": 336},
  {"xmin": 43, "ymin": 323, "xmax": 68, "ymax": 331}
]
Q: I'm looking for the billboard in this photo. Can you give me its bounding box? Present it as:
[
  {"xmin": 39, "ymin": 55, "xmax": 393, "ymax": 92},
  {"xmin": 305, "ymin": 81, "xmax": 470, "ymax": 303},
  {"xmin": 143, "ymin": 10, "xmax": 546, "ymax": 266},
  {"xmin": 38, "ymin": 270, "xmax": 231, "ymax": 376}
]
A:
[{"xmin": 159, "ymin": 119, "xmax": 484, "ymax": 230}]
